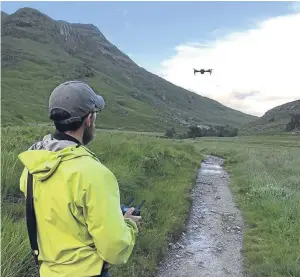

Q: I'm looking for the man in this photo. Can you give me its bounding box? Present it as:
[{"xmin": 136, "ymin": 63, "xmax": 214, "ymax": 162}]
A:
[{"xmin": 18, "ymin": 81, "xmax": 141, "ymax": 277}]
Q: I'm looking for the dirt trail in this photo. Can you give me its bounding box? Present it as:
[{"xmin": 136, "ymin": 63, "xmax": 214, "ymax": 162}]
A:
[{"xmin": 156, "ymin": 155, "xmax": 244, "ymax": 277}]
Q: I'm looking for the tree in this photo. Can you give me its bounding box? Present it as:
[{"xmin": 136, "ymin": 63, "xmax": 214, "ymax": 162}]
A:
[
  {"xmin": 285, "ymin": 114, "xmax": 300, "ymax": 131},
  {"xmin": 187, "ymin": 125, "xmax": 202, "ymax": 138},
  {"xmin": 165, "ymin": 127, "xmax": 176, "ymax": 138},
  {"xmin": 218, "ymin": 125, "xmax": 225, "ymax": 137}
]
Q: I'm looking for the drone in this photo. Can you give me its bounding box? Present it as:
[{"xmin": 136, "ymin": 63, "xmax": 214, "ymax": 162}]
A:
[{"xmin": 193, "ymin": 68, "xmax": 213, "ymax": 75}]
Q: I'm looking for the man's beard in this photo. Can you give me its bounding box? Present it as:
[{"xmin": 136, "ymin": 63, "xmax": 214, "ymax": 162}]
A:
[{"xmin": 82, "ymin": 123, "xmax": 95, "ymax": 145}]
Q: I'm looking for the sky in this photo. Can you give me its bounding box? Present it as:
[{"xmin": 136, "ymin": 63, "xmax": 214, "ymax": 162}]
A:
[{"xmin": 1, "ymin": 1, "xmax": 300, "ymax": 116}]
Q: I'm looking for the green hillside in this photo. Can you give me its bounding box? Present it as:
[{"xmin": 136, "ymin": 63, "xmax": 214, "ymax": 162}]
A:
[
  {"xmin": 1, "ymin": 7, "xmax": 256, "ymax": 131},
  {"xmin": 241, "ymin": 99, "xmax": 300, "ymax": 135}
]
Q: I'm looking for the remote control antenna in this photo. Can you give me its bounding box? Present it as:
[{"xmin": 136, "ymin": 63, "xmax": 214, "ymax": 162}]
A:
[
  {"xmin": 126, "ymin": 197, "xmax": 135, "ymax": 206},
  {"xmin": 136, "ymin": 200, "xmax": 145, "ymax": 210}
]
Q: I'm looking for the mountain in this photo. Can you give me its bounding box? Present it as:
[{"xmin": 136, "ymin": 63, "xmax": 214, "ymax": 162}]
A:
[
  {"xmin": 1, "ymin": 7, "xmax": 256, "ymax": 131},
  {"xmin": 241, "ymin": 99, "xmax": 300, "ymax": 134},
  {"xmin": 1, "ymin": 11, "xmax": 9, "ymax": 20}
]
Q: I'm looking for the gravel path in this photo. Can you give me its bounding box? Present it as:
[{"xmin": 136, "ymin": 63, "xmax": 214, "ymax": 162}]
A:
[{"xmin": 156, "ymin": 155, "xmax": 245, "ymax": 277}]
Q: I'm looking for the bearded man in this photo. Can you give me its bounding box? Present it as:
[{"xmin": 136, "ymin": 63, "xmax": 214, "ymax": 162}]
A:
[{"xmin": 18, "ymin": 81, "xmax": 141, "ymax": 277}]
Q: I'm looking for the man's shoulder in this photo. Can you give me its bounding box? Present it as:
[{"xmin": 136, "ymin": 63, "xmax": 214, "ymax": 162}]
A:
[
  {"xmin": 72, "ymin": 158, "xmax": 118, "ymax": 192},
  {"xmin": 71, "ymin": 154, "xmax": 116, "ymax": 180}
]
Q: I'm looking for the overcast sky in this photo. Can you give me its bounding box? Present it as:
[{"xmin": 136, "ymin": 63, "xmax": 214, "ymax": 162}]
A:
[{"xmin": 2, "ymin": 1, "xmax": 300, "ymax": 116}]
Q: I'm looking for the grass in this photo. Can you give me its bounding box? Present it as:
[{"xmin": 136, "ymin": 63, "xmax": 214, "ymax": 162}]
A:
[
  {"xmin": 1, "ymin": 125, "xmax": 202, "ymax": 277},
  {"xmin": 191, "ymin": 135, "xmax": 300, "ymax": 277},
  {"xmin": 1, "ymin": 206, "xmax": 38, "ymax": 277},
  {"xmin": 2, "ymin": 125, "xmax": 300, "ymax": 277}
]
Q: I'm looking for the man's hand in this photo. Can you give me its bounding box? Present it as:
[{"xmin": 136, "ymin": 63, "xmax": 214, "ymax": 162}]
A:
[{"xmin": 124, "ymin": 207, "xmax": 142, "ymax": 227}]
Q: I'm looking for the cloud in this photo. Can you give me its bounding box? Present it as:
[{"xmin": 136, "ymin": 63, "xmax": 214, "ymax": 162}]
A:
[
  {"xmin": 157, "ymin": 12, "xmax": 300, "ymax": 116},
  {"xmin": 232, "ymin": 90, "xmax": 260, "ymax": 100}
]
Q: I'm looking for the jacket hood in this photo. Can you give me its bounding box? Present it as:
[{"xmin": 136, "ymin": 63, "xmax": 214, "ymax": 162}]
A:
[{"xmin": 18, "ymin": 134, "xmax": 98, "ymax": 181}]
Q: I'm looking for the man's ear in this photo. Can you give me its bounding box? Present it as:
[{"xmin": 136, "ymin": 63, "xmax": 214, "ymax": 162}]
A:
[{"xmin": 85, "ymin": 113, "xmax": 93, "ymax": 127}]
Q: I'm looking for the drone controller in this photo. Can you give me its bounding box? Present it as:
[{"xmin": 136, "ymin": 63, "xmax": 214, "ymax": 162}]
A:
[{"xmin": 121, "ymin": 197, "xmax": 145, "ymax": 216}]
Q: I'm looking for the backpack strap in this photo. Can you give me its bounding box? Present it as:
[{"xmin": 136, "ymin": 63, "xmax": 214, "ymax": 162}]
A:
[{"xmin": 26, "ymin": 172, "xmax": 40, "ymax": 268}]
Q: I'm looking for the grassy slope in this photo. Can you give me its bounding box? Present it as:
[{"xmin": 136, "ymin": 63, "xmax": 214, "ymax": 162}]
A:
[
  {"xmin": 1, "ymin": 126, "xmax": 202, "ymax": 277},
  {"xmin": 1, "ymin": 46, "xmax": 256, "ymax": 132},
  {"xmin": 1, "ymin": 8, "xmax": 256, "ymax": 131},
  {"xmin": 241, "ymin": 99, "xmax": 300, "ymax": 135},
  {"xmin": 192, "ymin": 135, "xmax": 300, "ymax": 277},
  {"xmin": 1, "ymin": 57, "xmax": 256, "ymax": 133},
  {"xmin": 1, "ymin": 41, "xmax": 165, "ymax": 131}
]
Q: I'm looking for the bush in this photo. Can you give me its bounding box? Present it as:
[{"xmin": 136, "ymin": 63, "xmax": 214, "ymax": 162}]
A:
[
  {"xmin": 164, "ymin": 127, "xmax": 176, "ymax": 138},
  {"xmin": 269, "ymin": 117, "xmax": 275, "ymax": 122},
  {"xmin": 181, "ymin": 125, "xmax": 239, "ymax": 139},
  {"xmin": 15, "ymin": 114, "xmax": 24, "ymax": 121},
  {"xmin": 285, "ymin": 114, "xmax": 300, "ymax": 132},
  {"xmin": 187, "ymin": 125, "xmax": 203, "ymax": 138}
]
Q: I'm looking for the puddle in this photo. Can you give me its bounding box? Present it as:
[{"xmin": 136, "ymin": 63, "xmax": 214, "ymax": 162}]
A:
[
  {"xmin": 201, "ymin": 163, "xmax": 223, "ymax": 174},
  {"xmin": 203, "ymin": 164, "xmax": 222, "ymax": 169},
  {"xmin": 201, "ymin": 168, "xmax": 222, "ymax": 174}
]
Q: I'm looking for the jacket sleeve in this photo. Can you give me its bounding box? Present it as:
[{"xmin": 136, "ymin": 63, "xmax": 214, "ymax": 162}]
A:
[{"xmin": 82, "ymin": 167, "xmax": 138, "ymax": 265}]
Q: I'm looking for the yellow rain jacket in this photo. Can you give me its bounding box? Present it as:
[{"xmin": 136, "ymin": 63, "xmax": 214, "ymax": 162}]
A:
[{"xmin": 18, "ymin": 134, "xmax": 138, "ymax": 277}]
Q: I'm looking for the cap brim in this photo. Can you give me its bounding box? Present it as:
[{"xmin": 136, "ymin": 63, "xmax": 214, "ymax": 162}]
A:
[{"xmin": 94, "ymin": 95, "xmax": 105, "ymax": 111}]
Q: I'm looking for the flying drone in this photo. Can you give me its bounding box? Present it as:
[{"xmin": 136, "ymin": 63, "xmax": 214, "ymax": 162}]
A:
[{"xmin": 193, "ymin": 68, "xmax": 213, "ymax": 75}]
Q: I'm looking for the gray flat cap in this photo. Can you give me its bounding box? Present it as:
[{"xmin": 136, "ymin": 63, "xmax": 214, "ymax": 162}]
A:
[{"xmin": 49, "ymin": 81, "xmax": 105, "ymax": 124}]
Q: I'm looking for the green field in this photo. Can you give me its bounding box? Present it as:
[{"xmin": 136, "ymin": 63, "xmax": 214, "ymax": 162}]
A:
[
  {"xmin": 193, "ymin": 135, "xmax": 300, "ymax": 277},
  {"xmin": 1, "ymin": 126, "xmax": 300, "ymax": 277},
  {"xmin": 1, "ymin": 126, "xmax": 202, "ymax": 277}
]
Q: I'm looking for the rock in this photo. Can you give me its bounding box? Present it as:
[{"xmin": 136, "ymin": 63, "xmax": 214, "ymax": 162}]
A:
[
  {"xmin": 223, "ymin": 267, "xmax": 231, "ymax": 274},
  {"xmin": 168, "ymin": 242, "xmax": 177, "ymax": 249},
  {"xmin": 198, "ymin": 261, "xmax": 205, "ymax": 268}
]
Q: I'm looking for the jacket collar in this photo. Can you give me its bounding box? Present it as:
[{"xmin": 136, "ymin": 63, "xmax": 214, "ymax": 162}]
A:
[{"xmin": 53, "ymin": 131, "xmax": 81, "ymax": 146}]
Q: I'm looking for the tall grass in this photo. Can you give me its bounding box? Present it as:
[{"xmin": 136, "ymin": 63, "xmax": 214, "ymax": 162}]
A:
[
  {"xmin": 1, "ymin": 205, "xmax": 38, "ymax": 277},
  {"xmin": 194, "ymin": 135, "xmax": 300, "ymax": 277},
  {"xmin": 1, "ymin": 126, "xmax": 202, "ymax": 277},
  {"xmin": 3, "ymin": 126, "xmax": 299, "ymax": 277}
]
